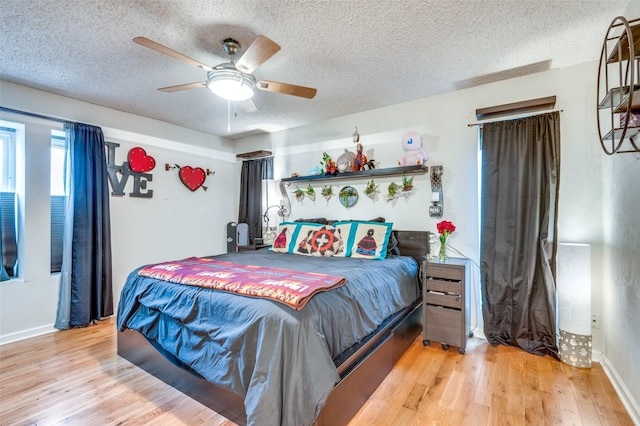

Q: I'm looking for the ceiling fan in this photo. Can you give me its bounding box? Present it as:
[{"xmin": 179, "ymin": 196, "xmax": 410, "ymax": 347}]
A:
[{"xmin": 133, "ymin": 35, "xmax": 317, "ymax": 105}]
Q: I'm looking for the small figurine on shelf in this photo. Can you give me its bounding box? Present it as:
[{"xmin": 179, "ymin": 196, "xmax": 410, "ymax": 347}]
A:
[
  {"xmin": 364, "ymin": 158, "xmax": 376, "ymax": 169},
  {"xmin": 354, "ymin": 143, "xmax": 368, "ymax": 171},
  {"xmin": 321, "ymin": 152, "xmax": 338, "ymax": 176},
  {"xmin": 398, "ymin": 131, "xmax": 428, "ymax": 166},
  {"xmin": 336, "ymin": 149, "xmax": 356, "ymax": 173}
]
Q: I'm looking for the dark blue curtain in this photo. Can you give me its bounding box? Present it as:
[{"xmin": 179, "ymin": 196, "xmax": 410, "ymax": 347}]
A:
[{"xmin": 55, "ymin": 122, "xmax": 113, "ymax": 329}]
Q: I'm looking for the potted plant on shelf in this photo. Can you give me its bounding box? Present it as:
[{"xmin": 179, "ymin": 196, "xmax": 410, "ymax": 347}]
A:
[
  {"xmin": 321, "ymin": 185, "xmax": 334, "ymax": 201},
  {"xmin": 387, "ymin": 181, "xmax": 399, "ymax": 201},
  {"xmin": 293, "ymin": 187, "xmax": 305, "ymax": 202},
  {"xmin": 305, "ymin": 184, "xmax": 316, "ymax": 201},
  {"xmin": 401, "ymin": 175, "xmax": 414, "ymax": 197},
  {"xmin": 364, "ymin": 179, "xmax": 379, "ymax": 200}
]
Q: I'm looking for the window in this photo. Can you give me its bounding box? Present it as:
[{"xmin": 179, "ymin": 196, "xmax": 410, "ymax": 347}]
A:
[
  {"xmin": 50, "ymin": 131, "xmax": 65, "ymax": 273},
  {"xmin": 0, "ymin": 125, "xmax": 18, "ymax": 279}
]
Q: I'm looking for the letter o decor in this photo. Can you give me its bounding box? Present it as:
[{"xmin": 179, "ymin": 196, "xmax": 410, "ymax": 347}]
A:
[{"xmin": 128, "ymin": 147, "xmax": 156, "ymax": 173}]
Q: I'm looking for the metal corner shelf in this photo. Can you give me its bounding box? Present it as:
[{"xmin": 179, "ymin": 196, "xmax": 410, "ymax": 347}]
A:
[
  {"xmin": 280, "ymin": 165, "xmax": 428, "ymax": 183},
  {"xmin": 597, "ymin": 16, "xmax": 640, "ymax": 154}
]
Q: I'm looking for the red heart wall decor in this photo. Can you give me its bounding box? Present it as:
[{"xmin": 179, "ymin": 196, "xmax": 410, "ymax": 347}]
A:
[
  {"xmin": 179, "ymin": 166, "xmax": 206, "ymax": 191},
  {"xmin": 128, "ymin": 147, "xmax": 156, "ymax": 173}
]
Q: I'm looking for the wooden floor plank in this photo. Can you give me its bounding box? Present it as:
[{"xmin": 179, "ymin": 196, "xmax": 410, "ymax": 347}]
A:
[{"xmin": 0, "ymin": 318, "xmax": 634, "ymax": 426}]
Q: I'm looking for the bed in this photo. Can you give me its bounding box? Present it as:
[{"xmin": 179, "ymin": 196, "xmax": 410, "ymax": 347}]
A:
[{"xmin": 117, "ymin": 229, "xmax": 428, "ymax": 426}]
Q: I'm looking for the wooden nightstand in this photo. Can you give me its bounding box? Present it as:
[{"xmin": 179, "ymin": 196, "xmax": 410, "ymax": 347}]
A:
[{"xmin": 422, "ymin": 257, "xmax": 472, "ymax": 354}]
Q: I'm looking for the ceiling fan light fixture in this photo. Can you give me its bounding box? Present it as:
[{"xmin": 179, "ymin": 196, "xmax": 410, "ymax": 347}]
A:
[{"xmin": 206, "ymin": 65, "xmax": 256, "ymax": 101}]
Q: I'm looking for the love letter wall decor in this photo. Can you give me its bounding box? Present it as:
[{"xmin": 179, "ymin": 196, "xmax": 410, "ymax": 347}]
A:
[
  {"xmin": 105, "ymin": 142, "xmax": 154, "ymax": 198},
  {"xmin": 165, "ymin": 163, "xmax": 215, "ymax": 192}
]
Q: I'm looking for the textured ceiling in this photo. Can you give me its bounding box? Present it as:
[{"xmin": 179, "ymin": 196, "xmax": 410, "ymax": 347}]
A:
[{"xmin": 0, "ymin": 0, "xmax": 631, "ymax": 139}]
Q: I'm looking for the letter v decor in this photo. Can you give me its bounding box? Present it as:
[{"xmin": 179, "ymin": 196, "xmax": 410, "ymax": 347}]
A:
[{"xmin": 165, "ymin": 163, "xmax": 215, "ymax": 192}]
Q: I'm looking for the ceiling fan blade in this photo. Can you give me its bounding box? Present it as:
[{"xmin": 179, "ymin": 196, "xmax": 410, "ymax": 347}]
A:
[
  {"xmin": 235, "ymin": 35, "xmax": 281, "ymax": 73},
  {"xmin": 256, "ymin": 80, "xmax": 317, "ymax": 99},
  {"xmin": 240, "ymin": 98, "xmax": 258, "ymax": 113},
  {"xmin": 158, "ymin": 82, "xmax": 206, "ymax": 92},
  {"xmin": 133, "ymin": 37, "xmax": 213, "ymax": 72}
]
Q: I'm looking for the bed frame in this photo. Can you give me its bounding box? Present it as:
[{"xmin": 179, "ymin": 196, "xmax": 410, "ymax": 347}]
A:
[{"xmin": 117, "ymin": 230, "xmax": 429, "ymax": 426}]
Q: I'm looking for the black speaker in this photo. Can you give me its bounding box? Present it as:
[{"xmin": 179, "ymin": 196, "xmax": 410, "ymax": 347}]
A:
[{"xmin": 227, "ymin": 222, "xmax": 237, "ymax": 253}]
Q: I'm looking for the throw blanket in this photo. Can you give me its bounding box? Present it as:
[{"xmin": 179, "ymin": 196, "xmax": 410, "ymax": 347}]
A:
[{"xmin": 137, "ymin": 257, "xmax": 346, "ymax": 310}]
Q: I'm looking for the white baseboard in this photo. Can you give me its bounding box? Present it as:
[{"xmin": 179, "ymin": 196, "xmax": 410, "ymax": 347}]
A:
[
  {"xmin": 0, "ymin": 324, "xmax": 57, "ymax": 346},
  {"xmin": 601, "ymin": 355, "xmax": 640, "ymax": 425}
]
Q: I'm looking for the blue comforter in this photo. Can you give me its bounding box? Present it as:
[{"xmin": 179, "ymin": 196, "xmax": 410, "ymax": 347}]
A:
[{"xmin": 117, "ymin": 250, "xmax": 419, "ymax": 426}]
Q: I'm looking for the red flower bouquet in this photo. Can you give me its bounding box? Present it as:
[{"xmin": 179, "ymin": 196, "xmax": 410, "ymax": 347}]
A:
[{"xmin": 436, "ymin": 220, "xmax": 456, "ymax": 261}]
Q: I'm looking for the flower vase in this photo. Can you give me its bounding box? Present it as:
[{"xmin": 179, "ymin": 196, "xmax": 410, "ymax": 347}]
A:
[{"xmin": 438, "ymin": 240, "xmax": 447, "ymax": 262}]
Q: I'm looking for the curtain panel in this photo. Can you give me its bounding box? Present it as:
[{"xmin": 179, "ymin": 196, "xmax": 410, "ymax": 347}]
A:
[
  {"xmin": 480, "ymin": 111, "xmax": 560, "ymax": 357},
  {"xmin": 55, "ymin": 122, "xmax": 113, "ymax": 329},
  {"xmin": 238, "ymin": 157, "xmax": 273, "ymax": 242}
]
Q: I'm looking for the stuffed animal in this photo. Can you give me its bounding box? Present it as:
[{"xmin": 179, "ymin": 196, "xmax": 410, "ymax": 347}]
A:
[
  {"xmin": 321, "ymin": 152, "xmax": 337, "ymax": 176},
  {"xmin": 398, "ymin": 131, "xmax": 428, "ymax": 166},
  {"xmin": 336, "ymin": 149, "xmax": 356, "ymax": 173},
  {"xmin": 354, "ymin": 143, "xmax": 368, "ymax": 171}
]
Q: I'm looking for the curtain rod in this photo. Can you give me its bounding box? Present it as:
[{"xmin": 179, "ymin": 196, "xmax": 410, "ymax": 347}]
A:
[
  {"xmin": 467, "ymin": 109, "xmax": 563, "ymax": 128},
  {"xmin": 0, "ymin": 106, "xmax": 75, "ymax": 125}
]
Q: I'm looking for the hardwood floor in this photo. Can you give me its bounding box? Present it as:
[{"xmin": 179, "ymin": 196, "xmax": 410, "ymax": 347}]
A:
[{"xmin": 0, "ymin": 318, "xmax": 633, "ymax": 425}]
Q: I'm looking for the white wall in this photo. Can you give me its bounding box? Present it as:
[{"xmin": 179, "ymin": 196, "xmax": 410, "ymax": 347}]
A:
[
  {"xmin": 0, "ymin": 82, "xmax": 240, "ymax": 343},
  {"xmin": 602, "ymin": 152, "xmax": 640, "ymax": 422}
]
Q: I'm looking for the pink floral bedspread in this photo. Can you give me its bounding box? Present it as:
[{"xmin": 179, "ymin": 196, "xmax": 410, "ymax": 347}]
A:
[{"xmin": 137, "ymin": 256, "xmax": 346, "ymax": 310}]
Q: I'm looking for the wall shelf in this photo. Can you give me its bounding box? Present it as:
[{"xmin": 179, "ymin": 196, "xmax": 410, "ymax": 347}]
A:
[
  {"xmin": 280, "ymin": 165, "xmax": 428, "ymax": 183},
  {"xmin": 597, "ymin": 16, "xmax": 640, "ymax": 154}
]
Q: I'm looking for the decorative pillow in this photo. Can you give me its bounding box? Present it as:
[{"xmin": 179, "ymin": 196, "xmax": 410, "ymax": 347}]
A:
[
  {"xmin": 307, "ymin": 226, "xmax": 344, "ymax": 257},
  {"xmin": 386, "ymin": 231, "xmax": 401, "ymax": 256},
  {"xmin": 331, "ymin": 222, "xmax": 355, "ymax": 257},
  {"xmin": 348, "ymin": 222, "xmax": 394, "ymax": 260},
  {"xmin": 291, "ymin": 223, "xmax": 328, "ymax": 255},
  {"xmin": 270, "ymin": 222, "xmax": 301, "ymax": 253}
]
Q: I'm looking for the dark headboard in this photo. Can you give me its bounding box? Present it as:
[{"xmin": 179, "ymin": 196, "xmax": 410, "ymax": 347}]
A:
[{"xmin": 394, "ymin": 230, "xmax": 429, "ymax": 264}]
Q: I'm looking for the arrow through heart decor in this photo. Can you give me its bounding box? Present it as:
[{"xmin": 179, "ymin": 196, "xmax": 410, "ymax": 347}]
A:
[{"xmin": 165, "ymin": 163, "xmax": 215, "ymax": 191}]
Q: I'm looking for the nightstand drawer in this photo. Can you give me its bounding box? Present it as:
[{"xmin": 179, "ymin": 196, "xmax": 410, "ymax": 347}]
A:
[
  {"xmin": 425, "ymin": 264, "xmax": 463, "ymax": 281},
  {"xmin": 425, "ymin": 305, "xmax": 463, "ymax": 347},
  {"xmin": 426, "ymin": 291, "xmax": 462, "ymax": 309},
  {"xmin": 425, "ymin": 278, "xmax": 462, "ymax": 294}
]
